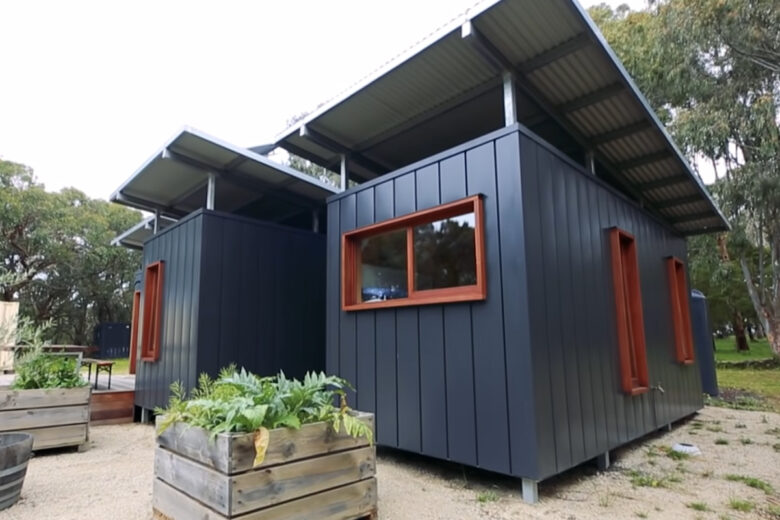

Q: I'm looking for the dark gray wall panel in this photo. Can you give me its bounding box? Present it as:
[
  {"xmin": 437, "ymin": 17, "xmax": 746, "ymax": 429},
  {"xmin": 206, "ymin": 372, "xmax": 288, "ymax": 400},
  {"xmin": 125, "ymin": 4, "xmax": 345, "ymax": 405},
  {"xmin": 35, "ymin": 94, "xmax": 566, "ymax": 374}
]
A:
[
  {"xmin": 520, "ymin": 133, "xmax": 704, "ymax": 479},
  {"xmin": 326, "ymin": 202, "xmax": 340, "ymax": 376}
]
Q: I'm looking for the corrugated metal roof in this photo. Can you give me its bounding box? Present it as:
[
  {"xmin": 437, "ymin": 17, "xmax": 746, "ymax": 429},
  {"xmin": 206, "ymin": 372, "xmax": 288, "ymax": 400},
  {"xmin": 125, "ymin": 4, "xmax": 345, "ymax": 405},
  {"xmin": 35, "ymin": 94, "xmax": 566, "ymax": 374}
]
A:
[
  {"xmin": 274, "ymin": 0, "xmax": 727, "ymax": 235},
  {"xmin": 110, "ymin": 215, "xmax": 178, "ymax": 250},
  {"xmin": 110, "ymin": 127, "xmax": 339, "ymax": 219}
]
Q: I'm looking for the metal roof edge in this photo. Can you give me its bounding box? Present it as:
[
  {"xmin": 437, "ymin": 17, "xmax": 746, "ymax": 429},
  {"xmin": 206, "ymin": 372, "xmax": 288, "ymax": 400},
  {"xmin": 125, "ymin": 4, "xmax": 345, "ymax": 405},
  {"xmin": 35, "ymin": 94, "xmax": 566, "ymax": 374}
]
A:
[
  {"xmin": 568, "ymin": 0, "xmax": 730, "ymax": 231},
  {"xmin": 272, "ymin": 0, "xmax": 502, "ymax": 145}
]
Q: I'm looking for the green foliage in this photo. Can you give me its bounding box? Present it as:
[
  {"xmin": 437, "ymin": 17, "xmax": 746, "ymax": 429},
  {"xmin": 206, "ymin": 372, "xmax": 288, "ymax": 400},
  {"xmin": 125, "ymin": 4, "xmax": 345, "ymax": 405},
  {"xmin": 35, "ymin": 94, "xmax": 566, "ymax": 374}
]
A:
[
  {"xmin": 476, "ymin": 490, "xmax": 498, "ymax": 503},
  {"xmin": 11, "ymin": 345, "xmax": 87, "ymax": 389},
  {"xmin": 629, "ymin": 470, "xmax": 667, "ymax": 488},
  {"xmin": 728, "ymin": 498, "xmax": 754, "ymax": 512},
  {"xmin": 0, "ymin": 158, "xmax": 142, "ymax": 345},
  {"xmin": 155, "ymin": 367, "xmax": 373, "ymax": 444},
  {"xmin": 715, "ymin": 438, "xmax": 729, "ymax": 445},
  {"xmin": 725, "ymin": 474, "xmax": 773, "ymax": 494},
  {"xmin": 687, "ymin": 502, "xmax": 711, "ymax": 512}
]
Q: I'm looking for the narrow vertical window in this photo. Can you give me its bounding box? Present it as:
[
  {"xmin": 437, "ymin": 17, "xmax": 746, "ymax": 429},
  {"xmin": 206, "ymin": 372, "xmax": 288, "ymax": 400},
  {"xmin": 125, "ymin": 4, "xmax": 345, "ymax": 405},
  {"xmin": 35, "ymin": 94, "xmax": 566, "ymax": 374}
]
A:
[
  {"xmin": 129, "ymin": 290, "xmax": 141, "ymax": 374},
  {"xmin": 667, "ymin": 257, "xmax": 694, "ymax": 364},
  {"xmin": 141, "ymin": 261, "xmax": 164, "ymax": 362},
  {"xmin": 609, "ymin": 228, "xmax": 649, "ymax": 395}
]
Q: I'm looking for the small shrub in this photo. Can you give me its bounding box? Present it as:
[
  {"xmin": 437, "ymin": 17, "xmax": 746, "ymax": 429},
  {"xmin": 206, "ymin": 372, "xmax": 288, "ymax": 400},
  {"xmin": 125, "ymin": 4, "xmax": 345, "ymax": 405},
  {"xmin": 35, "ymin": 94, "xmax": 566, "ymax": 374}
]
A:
[
  {"xmin": 728, "ymin": 498, "xmax": 754, "ymax": 512},
  {"xmin": 715, "ymin": 438, "xmax": 729, "ymax": 445},
  {"xmin": 11, "ymin": 346, "xmax": 87, "ymax": 390},
  {"xmin": 476, "ymin": 490, "xmax": 498, "ymax": 503},
  {"xmin": 687, "ymin": 502, "xmax": 710, "ymax": 512}
]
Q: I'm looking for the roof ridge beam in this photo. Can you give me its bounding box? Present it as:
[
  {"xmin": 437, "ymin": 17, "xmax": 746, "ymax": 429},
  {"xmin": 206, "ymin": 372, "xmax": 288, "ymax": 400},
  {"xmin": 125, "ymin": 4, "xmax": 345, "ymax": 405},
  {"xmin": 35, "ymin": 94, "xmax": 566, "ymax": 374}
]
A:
[
  {"xmin": 616, "ymin": 150, "xmax": 671, "ymax": 171},
  {"xmin": 558, "ymin": 83, "xmax": 624, "ymax": 113},
  {"xmin": 654, "ymin": 194, "xmax": 703, "ymax": 209},
  {"xmin": 519, "ymin": 32, "xmax": 591, "ymax": 73},
  {"xmin": 669, "ymin": 211, "xmax": 717, "ymax": 224},
  {"xmin": 299, "ymin": 125, "xmax": 391, "ymax": 175},
  {"xmin": 591, "ymin": 120, "xmax": 652, "ymax": 145},
  {"xmin": 637, "ymin": 174, "xmax": 688, "ymax": 191}
]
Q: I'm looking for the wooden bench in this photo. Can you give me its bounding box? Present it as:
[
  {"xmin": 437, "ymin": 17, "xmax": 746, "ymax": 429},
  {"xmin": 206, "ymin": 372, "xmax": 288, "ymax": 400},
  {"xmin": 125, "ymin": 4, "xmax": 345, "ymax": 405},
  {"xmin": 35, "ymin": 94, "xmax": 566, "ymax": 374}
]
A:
[{"xmin": 82, "ymin": 358, "xmax": 115, "ymax": 390}]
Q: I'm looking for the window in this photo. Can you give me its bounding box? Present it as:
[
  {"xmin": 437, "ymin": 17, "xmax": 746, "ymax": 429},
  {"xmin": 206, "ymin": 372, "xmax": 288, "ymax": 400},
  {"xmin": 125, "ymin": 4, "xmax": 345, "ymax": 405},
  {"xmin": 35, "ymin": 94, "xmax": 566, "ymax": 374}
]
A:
[
  {"xmin": 609, "ymin": 228, "xmax": 649, "ymax": 395},
  {"xmin": 342, "ymin": 195, "xmax": 486, "ymax": 311},
  {"xmin": 141, "ymin": 261, "xmax": 164, "ymax": 362},
  {"xmin": 667, "ymin": 257, "xmax": 695, "ymax": 364}
]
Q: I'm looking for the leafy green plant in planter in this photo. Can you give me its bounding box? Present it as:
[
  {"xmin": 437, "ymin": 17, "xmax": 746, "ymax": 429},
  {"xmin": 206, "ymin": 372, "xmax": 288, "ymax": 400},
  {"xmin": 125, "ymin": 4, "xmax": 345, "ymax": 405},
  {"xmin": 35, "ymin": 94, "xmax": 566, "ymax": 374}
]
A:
[
  {"xmin": 10, "ymin": 346, "xmax": 88, "ymax": 389},
  {"xmin": 155, "ymin": 367, "xmax": 373, "ymax": 465}
]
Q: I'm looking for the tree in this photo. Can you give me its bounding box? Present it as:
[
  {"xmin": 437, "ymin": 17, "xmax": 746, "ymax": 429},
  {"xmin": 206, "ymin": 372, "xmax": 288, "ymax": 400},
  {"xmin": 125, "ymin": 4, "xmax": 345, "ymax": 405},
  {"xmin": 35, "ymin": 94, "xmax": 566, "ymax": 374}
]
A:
[
  {"xmin": 0, "ymin": 158, "xmax": 143, "ymax": 344},
  {"xmin": 590, "ymin": 1, "xmax": 780, "ymax": 356}
]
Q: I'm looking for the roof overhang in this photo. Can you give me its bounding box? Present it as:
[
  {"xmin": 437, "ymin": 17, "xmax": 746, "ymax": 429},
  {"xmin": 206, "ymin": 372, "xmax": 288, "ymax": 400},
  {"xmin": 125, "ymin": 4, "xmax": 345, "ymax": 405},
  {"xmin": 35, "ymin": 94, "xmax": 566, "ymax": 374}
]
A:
[
  {"xmin": 274, "ymin": 0, "xmax": 728, "ymax": 235},
  {"xmin": 111, "ymin": 127, "xmax": 339, "ymax": 220},
  {"xmin": 111, "ymin": 215, "xmax": 178, "ymax": 250}
]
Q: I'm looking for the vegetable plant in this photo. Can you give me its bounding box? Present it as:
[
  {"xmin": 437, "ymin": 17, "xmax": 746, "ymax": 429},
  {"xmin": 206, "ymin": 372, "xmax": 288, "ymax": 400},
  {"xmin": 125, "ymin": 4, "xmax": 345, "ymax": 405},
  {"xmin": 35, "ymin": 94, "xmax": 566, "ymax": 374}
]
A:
[{"xmin": 155, "ymin": 367, "xmax": 372, "ymax": 465}]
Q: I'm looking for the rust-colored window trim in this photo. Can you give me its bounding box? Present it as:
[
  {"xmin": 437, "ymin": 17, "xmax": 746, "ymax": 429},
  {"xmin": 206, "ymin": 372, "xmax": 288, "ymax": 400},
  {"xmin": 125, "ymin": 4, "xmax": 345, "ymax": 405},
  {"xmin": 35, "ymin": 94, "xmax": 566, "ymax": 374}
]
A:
[
  {"xmin": 609, "ymin": 228, "xmax": 649, "ymax": 395},
  {"xmin": 342, "ymin": 195, "xmax": 487, "ymax": 311},
  {"xmin": 141, "ymin": 261, "xmax": 164, "ymax": 362},
  {"xmin": 667, "ymin": 257, "xmax": 695, "ymax": 365},
  {"xmin": 129, "ymin": 290, "xmax": 141, "ymax": 374}
]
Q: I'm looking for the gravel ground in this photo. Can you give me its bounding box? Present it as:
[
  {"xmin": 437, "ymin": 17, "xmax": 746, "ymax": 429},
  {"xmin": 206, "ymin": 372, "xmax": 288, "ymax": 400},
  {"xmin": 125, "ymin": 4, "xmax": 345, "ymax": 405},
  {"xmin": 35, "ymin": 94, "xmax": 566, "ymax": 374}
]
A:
[{"xmin": 2, "ymin": 406, "xmax": 779, "ymax": 520}]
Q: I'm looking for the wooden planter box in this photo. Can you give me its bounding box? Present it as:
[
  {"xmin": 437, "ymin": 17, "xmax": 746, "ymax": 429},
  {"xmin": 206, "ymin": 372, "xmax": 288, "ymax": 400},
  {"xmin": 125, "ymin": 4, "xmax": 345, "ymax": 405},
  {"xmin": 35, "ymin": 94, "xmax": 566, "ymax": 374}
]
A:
[
  {"xmin": 153, "ymin": 412, "xmax": 377, "ymax": 520},
  {"xmin": 0, "ymin": 386, "xmax": 91, "ymax": 451}
]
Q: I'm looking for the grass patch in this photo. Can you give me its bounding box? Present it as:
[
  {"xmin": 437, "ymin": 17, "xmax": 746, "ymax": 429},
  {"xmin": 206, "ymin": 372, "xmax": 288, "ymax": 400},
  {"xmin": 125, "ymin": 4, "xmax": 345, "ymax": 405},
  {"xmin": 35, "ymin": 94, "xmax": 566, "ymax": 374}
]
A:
[
  {"xmin": 598, "ymin": 493, "xmax": 613, "ymax": 507},
  {"xmin": 739, "ymin": 437, "xmax": 753, "ymax": 445},
  {"xmin": 728, "ymin": 498, "xmax": 754, "ymax": 512},
  {"xmin": 687, "ymin": 502, "xmax": 711, "ymax": 512},
  {"xmin": 767, "ymin": 504, "xmax": 780, "ymax": 519},
  {"xmin": 635, "ymin": 512, "xmax": 648, "ymax": 518},
  {"xmin": 706, "ymin": 425, "xmax": 724, "ymax": 433},
  {"xmin": 629, "ymin": 470, "xmax": 667, "ymax": 488},
  {"xmin": 724, "ymin": 474, "xmax": 773, "ymax": 494},
  {"xmin": 766, "ymin": 427, "xmax": 780, "ymax": 436},
  {"xmin": 774, "ymin": 443, "xmax": 780, "ymax": 452},
  {"xmin": 715, "ymin": 438, "xmax": 729, "ymax": 445},
  {"xmin": 716, "ymin": 368, "xmax": 780, "ymax": 412},
  {"xmin": 714, "ymin": 336, "xmax": 773, "ymax": 362},
  {"xmin": 476, "ymin": 490, "xmax": 498, "ymax": 503}
]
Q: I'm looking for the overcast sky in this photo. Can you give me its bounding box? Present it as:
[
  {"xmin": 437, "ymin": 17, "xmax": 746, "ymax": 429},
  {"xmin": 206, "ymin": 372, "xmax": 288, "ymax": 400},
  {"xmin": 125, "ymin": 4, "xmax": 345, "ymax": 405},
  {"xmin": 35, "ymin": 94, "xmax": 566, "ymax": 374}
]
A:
[{"xmin": 0, "ymin": 0, "xmax": 652, "ymax": 201}]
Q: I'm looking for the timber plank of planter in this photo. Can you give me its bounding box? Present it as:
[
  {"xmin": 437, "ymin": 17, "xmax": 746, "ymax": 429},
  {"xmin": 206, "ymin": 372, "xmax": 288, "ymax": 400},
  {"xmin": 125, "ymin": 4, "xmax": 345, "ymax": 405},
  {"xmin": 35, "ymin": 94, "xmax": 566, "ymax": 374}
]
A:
[
  {"xmin": 0, "ymin": 386, "xmax": 90, "ymax": 450},
  {"xmin": 153, "ymin": 477, "xmax": 378, "ymax": 520},
  {"xmin": 156, "ymin": 411, "xmax": 374, "ymax": 475},
  {"xmin": 153, "ymin": 412, "xmax": 377, "ymax": 519}
]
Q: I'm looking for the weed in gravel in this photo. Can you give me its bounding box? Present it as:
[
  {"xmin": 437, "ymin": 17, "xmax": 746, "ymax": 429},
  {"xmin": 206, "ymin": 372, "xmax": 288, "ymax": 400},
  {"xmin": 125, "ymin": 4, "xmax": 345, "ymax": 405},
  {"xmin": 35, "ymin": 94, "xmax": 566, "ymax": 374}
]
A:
[
  {"xmin": 724, "ymin": 474, "xmax": 774, "ymax": 494},
  {"xmin": 598, "ymin": 493, "xmax": 613, "ymax": 507},
  {"xmin": 667, "ymin": 474, "xmax": 683, "ymax": 483},
  {"xmin": 766, "ymin": 427, "xmax": 780, "ymax": 436},
  {"xmin": 740, "ymin": 437, "xmax": 753, "ymax": 445},
  {"xmin": 767, "ymin": 504, "xmax": 780, "ymax": 519},
  {"xmin": 629, "ymin": 470, "xmax": 667, "ymax": 488},
  {"xmin": 707, "ymin": 425, "xmax": 724, "ymax": 433},
  {"xmin": 761, "ymin": 415, "xmax": 769, "ymax": 424},
  {"xmin": 691, "ymin": 420, "xmax": 704, "ymax": 429},
  {"xmin": 687, "ymin": 502, "xmax": 711, "ymax": 512},
  {"xmin": 774, "ymin": 443, "xmax": 780, "ymax": 452},
  {"xmin": 728, "ymin": 498, "xmax": 754, "ymax": 512},
  {"xmin": 476, "ymin": 491, "xmax": 498, "ymax": 503},
  {"xmin": 701, "ymin": 470, "xmax": 714, "ymax": 478},
  {"xmin": 715, "ymin": 438, "xmax": 729, "ymax": 445},
  {"xmin": 735, "ymin": 422, "xmax": 747, "ymax": 429},
  {"xmin": 635, "ymin": 512, "xmax": 648, "ymax": 519},
  {"xmin": 667, "ymin": 449, "xmax": 690, "ymax": 461}
]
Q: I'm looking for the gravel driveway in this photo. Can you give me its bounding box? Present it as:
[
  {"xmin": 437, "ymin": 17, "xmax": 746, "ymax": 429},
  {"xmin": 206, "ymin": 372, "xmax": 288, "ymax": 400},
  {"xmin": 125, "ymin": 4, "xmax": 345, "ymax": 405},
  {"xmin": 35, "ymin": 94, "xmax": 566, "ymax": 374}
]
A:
[{"xmin": 2, "ymin": 406, "xmax": 778, "ymax": 520}]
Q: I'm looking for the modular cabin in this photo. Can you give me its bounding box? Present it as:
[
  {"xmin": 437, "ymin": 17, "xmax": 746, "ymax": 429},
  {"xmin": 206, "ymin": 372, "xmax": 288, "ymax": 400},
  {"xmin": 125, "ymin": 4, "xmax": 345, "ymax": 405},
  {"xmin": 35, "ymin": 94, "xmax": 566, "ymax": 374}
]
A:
[
  {"xmin": 110, "ymin": 129, "xmax": 336, "ymax": 412},
  {"xmin": 272, "ymin": 0, "xmax": 728, "ymax": 502},
  {"xmin": 110, "ymin": 0, "xmax": 728, "ymax": 502}
]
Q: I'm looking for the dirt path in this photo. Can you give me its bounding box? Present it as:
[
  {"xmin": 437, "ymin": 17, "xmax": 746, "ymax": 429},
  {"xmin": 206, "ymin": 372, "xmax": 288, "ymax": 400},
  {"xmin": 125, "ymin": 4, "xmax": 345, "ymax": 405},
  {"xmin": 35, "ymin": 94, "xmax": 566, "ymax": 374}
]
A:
[{"xmin": 2, "ymin": 406, "xmax": 778, "ymax": 520}]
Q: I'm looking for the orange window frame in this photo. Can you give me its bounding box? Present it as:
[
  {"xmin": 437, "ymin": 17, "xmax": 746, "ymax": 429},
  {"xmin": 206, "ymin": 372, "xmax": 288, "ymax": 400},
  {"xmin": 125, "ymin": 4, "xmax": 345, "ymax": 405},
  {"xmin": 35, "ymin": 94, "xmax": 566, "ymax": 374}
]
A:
[
  {"xmin": 129, "ymin": 290, "xmax": 141, "ymax": 374},
  {"xmin": 141, "ymin": 261, "xmax": 164, "ymax": 362},
  {"xmin": 667, "ymin": 257, "xmax": 695, "ymax": 364},
  {"xmin": 342, "ymin": 195, "xmax": 487, "ymax": 311},
  {"xmin": 609, "ymin": 228, "xmax": 649, "ymax": 395}
]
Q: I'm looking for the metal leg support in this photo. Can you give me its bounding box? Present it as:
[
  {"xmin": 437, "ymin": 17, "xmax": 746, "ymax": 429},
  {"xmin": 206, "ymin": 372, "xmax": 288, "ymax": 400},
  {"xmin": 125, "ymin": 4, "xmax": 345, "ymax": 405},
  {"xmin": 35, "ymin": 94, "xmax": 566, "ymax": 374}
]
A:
[
  {"xmin": 666, "ymin": 423, "xmax": 673, "ymax": 432},
  {"xmin": 141, "ymin": 407, "xmax": 150, "ymax": 424},
  {"xmin": 596, "ymin": 451, "xmax": 610, "ymax": 471},
  {"xmin": 522, "ymin": 478, "xmax": 539, "ymax": 504}
]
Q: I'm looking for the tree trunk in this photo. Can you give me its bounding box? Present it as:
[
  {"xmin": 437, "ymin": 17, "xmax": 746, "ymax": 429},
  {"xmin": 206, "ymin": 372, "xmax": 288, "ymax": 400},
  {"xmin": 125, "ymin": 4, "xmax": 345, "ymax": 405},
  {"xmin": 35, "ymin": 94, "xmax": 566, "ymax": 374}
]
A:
[
  {"xmin": 733, "ymin": 312, "xmax": 750, "ymax": 351},
  {"xmin": 768, "ymin": 317, "xmax": 780, "ymax": 358}
]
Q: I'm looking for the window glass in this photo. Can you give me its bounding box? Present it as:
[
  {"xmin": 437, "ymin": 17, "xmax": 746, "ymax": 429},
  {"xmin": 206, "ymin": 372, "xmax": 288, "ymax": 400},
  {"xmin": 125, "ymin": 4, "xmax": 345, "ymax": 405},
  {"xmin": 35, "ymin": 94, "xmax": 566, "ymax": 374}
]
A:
[
  {"xmin": 360, "ymin": 228, "xmax": 407, "ymax": 302},
  {"xmin": 414, "ymin": 212, "xmax": 476, "ymax": 291}
]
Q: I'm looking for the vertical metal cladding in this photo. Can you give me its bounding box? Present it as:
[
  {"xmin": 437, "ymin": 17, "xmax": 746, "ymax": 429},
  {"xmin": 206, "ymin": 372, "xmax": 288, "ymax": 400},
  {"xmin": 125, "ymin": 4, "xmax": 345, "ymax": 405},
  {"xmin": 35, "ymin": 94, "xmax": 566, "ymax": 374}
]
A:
[
  {"xmin": 519, "ymin": 133, "xmax": 703, "ymax": 480},
  {"xmin": 136, "ymin": 210, "xmax": 326, "ymax": 411},
  {"xmin": 137, "ymin": 212, "xmax": 204, "ymax": 411},
  {"xmin": 326, "ymin": 124, "xmax": 704, "ymax": 482}
]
